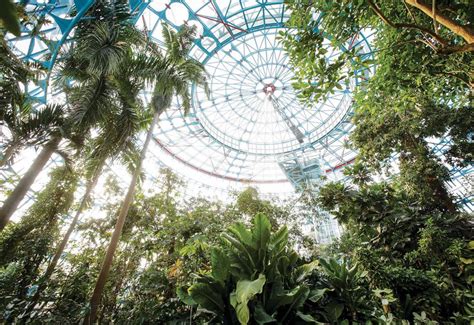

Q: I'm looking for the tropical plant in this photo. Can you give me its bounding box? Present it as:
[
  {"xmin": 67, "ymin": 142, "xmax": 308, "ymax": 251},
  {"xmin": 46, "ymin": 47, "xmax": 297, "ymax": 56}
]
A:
[
  {"xmin": 0, "ymin": 166, "xmax": 77, "ymax": 321},
  {"xmin": 0, "ymin": 104, "xmax": 66, "ymax": 230},
  {"xmin": 0, "ymin": 0, "xmax": 147, "ymax": 230},
  {"xmin": 180, "ymin": 213, "xmax": 320, "ymax": 324},
  {"xmin": 22, "ymin": 34, "xmax": 154, "ymax": 321},
  {"xmin": 0, "ymin": 35, "xmax": 47, "ymax": 167},
  {"xmin": 282, "ymin": 0, "xmax": 473, "ymax": 211},
  {"xmin": 85, "ymin": 22, "xmax": 209, "ymax": 323},
  {"xmin": 312, "ymin": 258, "xmax": 373, "ymax": 322},
  {"xmin": 20, "ymin": 0, "xmax": 161, "ymax": 315},
  {"xmin": 0, "ymin": 37, "xmax": 67, "ymax": 230},
  {"xmin": 318, "ymin": 177, "xmax": 474, "ymax": 321},
  {"xmin": 0, "ymin": 104, "xmax": 66, "ymax": 167},
  {"xmin": 284, "ymin": 4, "xmax": 473, "ymax": 320}
]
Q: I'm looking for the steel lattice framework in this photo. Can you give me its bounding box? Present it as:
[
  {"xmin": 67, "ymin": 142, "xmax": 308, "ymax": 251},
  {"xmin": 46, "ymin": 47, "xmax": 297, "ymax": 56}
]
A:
[
  {"xmin": 138, "ymin": 1, "xmax": 375, "ymax": 192},
  {"xmin": 1, "ymin": 0, "xmax": 472, "ymax": 218}
]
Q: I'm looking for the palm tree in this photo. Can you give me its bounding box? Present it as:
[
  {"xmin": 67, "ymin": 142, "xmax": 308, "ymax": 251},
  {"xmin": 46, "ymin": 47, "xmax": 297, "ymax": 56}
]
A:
[
  {"xmin": 22, "ymin": 48, "xmax": 157, "ymax": 315},
  {"xmin": 0, "ymin": 104, "xmax": 67, "ymax": 167},
  {"xmin": 0, "ymin": 128, "xmax": 63, "ymax": 230},
  {"xmin": 0, "ymin": 0, "xmax": 142, "ymax": 230},
  {"xmin": 0, "ymin": 36, "xmax": 49, "ymax": 167},
  {"xmin": 84, "ymin": 23, "xmax": 209, "ymax": 324},
  {"xmin": 0, "ymin": 39, "xmax": 66, "ymax": 230}
]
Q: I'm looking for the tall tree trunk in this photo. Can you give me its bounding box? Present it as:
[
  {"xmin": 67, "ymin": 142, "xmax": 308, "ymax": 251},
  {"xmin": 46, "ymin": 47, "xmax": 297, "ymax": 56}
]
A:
[
  {"xmin": 0, "ymin": 137, "xmax": 60, "ymax": 230},
  {"xmin": 83, "ymin": 112, "xmax": 160, "ymax": 324},
  {"xmin": 23, "ymin": 167, "xmax": 102, "ymax": 316}
]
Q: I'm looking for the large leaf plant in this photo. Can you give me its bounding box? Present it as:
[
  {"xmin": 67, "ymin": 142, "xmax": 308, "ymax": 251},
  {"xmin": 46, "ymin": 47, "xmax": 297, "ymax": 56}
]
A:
[{"xmin": 180, "ymin": 214, "xmax": 356, "ymax": 324}]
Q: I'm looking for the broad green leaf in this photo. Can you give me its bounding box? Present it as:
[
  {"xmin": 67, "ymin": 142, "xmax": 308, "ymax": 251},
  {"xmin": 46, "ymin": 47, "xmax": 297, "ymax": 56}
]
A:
[
  {"xmin": 460, "ymin": 257, "xmax": 473, "ymax": 265},
  {"xmin": 277, "ymin": 256, "xmax": 290, "ymax": 275},
  {"xmin": 254, "ymin": 304, "xmax": 275, "ymax": 324},
  {"xmin": 230, "ymin": 274, "xmax": 266, "ymax": 325},
  {"xmin": 252, "ymin": 213, "xmax": 271, "ymax": 251},
  {"xmin": 294, "ymin": 260, "xmax": 318, "ymax": 282},
  {"xmin": 265, "ymin": 278, "xmax": 285, "ymax": 312},
  {"xmin": 288, "ymin": 285, "xmax": 310, "ymax": 310},
  {"xmin": 211, "ymin": 247, "xmax": 230, "ymax": 282},
  {"xmin": 222, "ymin": 233, "xmax": 255, "ymax": 269},
  {"xmin": 176, "ymin": 287, "xmax": 196, "ymax": 306},
  {"xmin": 267, "ymin": 285, "xmax": 309, "ymax": 314},
  {"xmin": 288, "ymin": 250, "xmax": 299, "ymax": 266},
  {"xmin": 270, "ymin": 226, "xmax": 288, "ymax": 253},
  {"xmin": 308, "ymin": 288, "xmax": 329, "ymax": 303},
  {"xmin": 229, "ymin": 223, "xmax": 254, "ymax": 248},
  {"xmin": 324, "ymin": 302, "xmax": 344, "ymax": 322},
  {"xmin": 188, "ymin": 282, "xmax": 225, "ymax": 314},
  {"xmin": 296, "ymin": 311, "xmax": 319, "ymax": 323}
]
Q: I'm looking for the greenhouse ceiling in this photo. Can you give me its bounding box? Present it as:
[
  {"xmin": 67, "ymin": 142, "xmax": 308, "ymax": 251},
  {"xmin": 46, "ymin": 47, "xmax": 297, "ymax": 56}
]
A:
[{"xmin": 1, "ymin": 0, "xmax": 472, "ymax": 204}]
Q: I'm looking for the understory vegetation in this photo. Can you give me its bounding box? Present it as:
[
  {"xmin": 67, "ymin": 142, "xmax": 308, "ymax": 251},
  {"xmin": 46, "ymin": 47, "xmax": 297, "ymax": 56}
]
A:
[
  {"xmin": 0, "ymin": 0, "xmax": 473, "ymax": 324},
  {"xmin": 0, "ymin": 173, "xmax": 472, "ymax": 323}
]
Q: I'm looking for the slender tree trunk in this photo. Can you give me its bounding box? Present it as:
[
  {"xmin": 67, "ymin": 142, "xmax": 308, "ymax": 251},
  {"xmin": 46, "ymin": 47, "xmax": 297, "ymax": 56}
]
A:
[
  {"xmin": 22, "ymin": 167, "xmax": 102, "ymax": 316},
  {"xmin": 83, "ymin": 112, "xmax": 160, "ymax": 324},
  {"xmin": 0, "ymin": 137, "xmax": 60, "ymax": 231}
]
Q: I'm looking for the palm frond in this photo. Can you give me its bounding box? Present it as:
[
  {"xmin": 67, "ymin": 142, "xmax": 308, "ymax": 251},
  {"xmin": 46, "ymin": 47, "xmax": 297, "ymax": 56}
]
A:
[
  {"xmin": 162, "ymin": 23, "xmax": 197, "ymax": 62},
  {"xmin": 17, "ymin": 104, "xmax": 65, "ymax": 144},
  {"xmin": 178, "ymin": 86, "xmax": 192, "ymax": 116},
  {"xmin": 118, "ymin": 139, "xmax": 142, "ymax": 178},
  {"xmin": 67, "ymin": 75, "xmax": 115, "ymax": 129},
  {"xmin": 53, "ymin": 53, "xmax": 90, "ymax": 88},
  {"xmin": 82, "ymin": 98, "xmax": 144, "ymax": 177},
  {"xmin": 126, "ymin": 53, "xmax": 167, "ymax": 85},
  {"xmin": 75, "ymin": 21, "xmax": 128, "ymax": 76},
  {"xmin": 1, "ymin": 104, "xmax": 65, "ymax": 157},
  {"xmin": 148, "ymin": 23, "xmax": 208, "ymax": 117}
]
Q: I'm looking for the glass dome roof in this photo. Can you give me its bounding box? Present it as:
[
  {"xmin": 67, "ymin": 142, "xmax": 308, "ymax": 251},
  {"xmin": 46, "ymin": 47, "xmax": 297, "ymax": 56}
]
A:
[
  {"xmin": 2, "ymin": 0, "xmax": 472, "ymax": 207},
  {"xmin": 137, "ymin": 0, "xmax": 374, "ymax": 190}
]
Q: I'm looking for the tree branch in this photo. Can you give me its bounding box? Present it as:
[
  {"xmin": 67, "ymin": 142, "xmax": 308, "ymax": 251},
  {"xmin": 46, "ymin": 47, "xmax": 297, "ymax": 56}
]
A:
[
  {"xmin": 438, "ymin": 43, "xmax": 474, "ymax": 55},
  {"xmin": 432, "ymin": 0, "xmax": 438, "ymax": 33},
  {"xmin": 405, "ymin": 0, "xmax": 474, "ymax": 43},
  {"xmin": 367, "ymin": 0, "xmax": 449, "ymax": 46},
  {"xmin": 418, "ymin": 38, "xmax": 438, "ymax": 51}
]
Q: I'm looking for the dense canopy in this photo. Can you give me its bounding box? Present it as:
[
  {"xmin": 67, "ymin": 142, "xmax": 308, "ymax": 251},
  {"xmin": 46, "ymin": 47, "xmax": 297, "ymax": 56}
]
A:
[{"xmin": 0, "ymin": 0, "xmax": 473, "ymax": 324}]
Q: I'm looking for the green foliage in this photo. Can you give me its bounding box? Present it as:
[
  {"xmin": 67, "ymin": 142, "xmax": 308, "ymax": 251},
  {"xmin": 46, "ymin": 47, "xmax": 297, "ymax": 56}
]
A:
[
  {"xmin": 318, "ymin": 177, "xmax": 473, "ymax": 322},
  {"xmin": 183, "ymin": 214, "xmax": 319, "ymax": 324},
  {"xmin": 281, "ymin": 3, "xmax": 474, "ymax": 322},
  {"xmin": 0, "ymin": 166, "xmax": 78, "ymax": 321},
  {"xmin": 0, "ymin": 34, "xmax": 50, "ymax": 166},
  {"xmin": 111, "ymin": 182, "xmax": 286, "ymax": 323},
  {"xmin": 230, "ymin": 274, "xmax": 267, "ymax": 324},
  {"xmin": 316, "ymin": 258, "xmax": 370, "ymax": 321},
  {"xmin": 0, "ymin": 0, "xmax": 21, "ymax": 36},
  {"xmin": 283, "ymin": 0, "xmax": 473, "ymax": 211},
  {"xmin": 182, "ymin": 214, "xmax": 381, "ymax": 324},
  {"xmin": 279, "ymin": 1, "xmax": 372, "ymax": 103},
  {"xmin": 150, "ymin": 23, "xmax": 209, "ymax": 116},
  {"xmin": 1, "ymin": 2, "xmax": 472, "ymax": 324}
]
